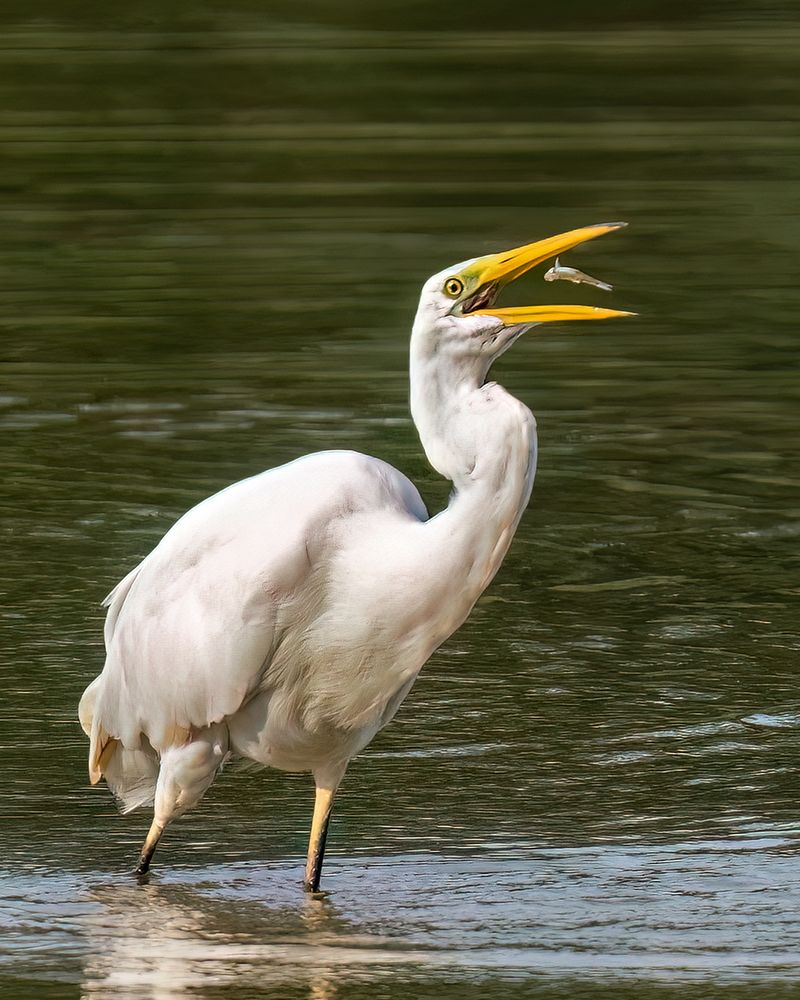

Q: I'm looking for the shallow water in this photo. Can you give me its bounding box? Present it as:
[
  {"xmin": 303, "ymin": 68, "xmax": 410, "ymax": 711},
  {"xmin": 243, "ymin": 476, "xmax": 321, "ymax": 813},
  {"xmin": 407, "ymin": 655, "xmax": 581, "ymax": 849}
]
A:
[
  {"xmin": 4, "ymin": 842, "xmax": 800, "ymax": 998},
  {"xmin": 2, "ymin": 5, "xmax": 800, "ymax": 998}
]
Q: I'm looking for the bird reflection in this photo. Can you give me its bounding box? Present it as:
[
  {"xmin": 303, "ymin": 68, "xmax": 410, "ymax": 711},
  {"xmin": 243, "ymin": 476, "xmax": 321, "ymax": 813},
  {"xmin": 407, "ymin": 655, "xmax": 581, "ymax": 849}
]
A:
[
  {"xmin": 80, "ymin": 878, "xmax": 343, "ymax": 999},
  {"xmin": 301, "ymin": 888, "xmax": 336, "ymax": 932}
]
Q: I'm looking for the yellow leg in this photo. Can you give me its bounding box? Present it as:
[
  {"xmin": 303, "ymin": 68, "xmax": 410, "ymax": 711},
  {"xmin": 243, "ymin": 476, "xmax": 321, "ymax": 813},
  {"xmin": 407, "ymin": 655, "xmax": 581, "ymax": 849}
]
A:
[
  {"xmin": 304, "ymin": 784, "xmax": 336, "ymax": 893},
  {"xmin": 134, "ymin": 819, "xmax": 164, "ymax": 878}
]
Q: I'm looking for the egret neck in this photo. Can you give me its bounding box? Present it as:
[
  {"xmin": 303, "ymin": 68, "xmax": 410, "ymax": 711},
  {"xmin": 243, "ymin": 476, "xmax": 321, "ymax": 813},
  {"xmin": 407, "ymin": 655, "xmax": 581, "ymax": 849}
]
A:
[{"xmin": 409, "ymin": 321, "xmax": 537, "ymax": 612}]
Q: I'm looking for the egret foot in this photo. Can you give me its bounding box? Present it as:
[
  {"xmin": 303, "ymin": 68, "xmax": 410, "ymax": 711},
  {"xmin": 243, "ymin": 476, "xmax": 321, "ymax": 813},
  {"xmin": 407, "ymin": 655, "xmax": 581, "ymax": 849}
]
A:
[{"xmin": 303, "ymin": 785, "xmax": 336, "ymax": 893}]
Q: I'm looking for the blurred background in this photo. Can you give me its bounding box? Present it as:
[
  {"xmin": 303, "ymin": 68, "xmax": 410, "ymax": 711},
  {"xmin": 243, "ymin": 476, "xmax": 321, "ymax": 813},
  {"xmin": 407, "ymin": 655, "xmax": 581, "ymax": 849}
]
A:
[{"xmin": 1, "ymin": 2, "xmax": 800, "ymax": 998}]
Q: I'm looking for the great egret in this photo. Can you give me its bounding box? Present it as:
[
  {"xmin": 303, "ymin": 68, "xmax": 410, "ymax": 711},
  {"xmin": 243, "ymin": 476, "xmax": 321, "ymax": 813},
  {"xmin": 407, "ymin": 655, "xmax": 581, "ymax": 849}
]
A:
[{"xmin": 79, "ymin": 222, "xmax": 631, "ymax": 892}]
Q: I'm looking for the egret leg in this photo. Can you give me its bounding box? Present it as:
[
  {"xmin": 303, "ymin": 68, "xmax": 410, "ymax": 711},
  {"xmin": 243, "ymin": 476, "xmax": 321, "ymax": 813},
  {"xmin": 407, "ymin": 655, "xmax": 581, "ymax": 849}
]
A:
[
  {"xmin": 304, "ymin": 784, "xmax": 337, "ymax": 893},
  {"xmin": 132, "ymin": 728, "xmax": 228, "ymax": 880},
  {"xmin": 134, "ymin": 819, "xmax": 164, "ymax": 878}
]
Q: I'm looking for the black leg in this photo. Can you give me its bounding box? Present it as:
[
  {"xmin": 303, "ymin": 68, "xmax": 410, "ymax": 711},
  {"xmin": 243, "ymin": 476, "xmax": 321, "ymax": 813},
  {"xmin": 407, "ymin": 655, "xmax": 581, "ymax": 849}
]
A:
[{"xmin": 133, "ymin": 820, "xmax": 163, "ymax": 879}]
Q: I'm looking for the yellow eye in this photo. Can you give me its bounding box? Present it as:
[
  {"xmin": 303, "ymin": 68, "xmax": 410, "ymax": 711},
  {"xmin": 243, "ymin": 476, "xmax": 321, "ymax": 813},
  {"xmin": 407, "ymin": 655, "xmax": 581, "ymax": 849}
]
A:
[{"xmin": 444, "ymin": 277, "xmax": 464, "ymax": 298}]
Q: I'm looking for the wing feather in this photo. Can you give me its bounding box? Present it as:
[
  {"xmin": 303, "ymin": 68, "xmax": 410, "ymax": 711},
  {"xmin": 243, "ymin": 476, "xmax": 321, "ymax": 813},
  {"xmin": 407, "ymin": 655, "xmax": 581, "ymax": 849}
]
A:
[{"xmin": 84, "ymin": 451, "xmax": 426, "ymax": 756}]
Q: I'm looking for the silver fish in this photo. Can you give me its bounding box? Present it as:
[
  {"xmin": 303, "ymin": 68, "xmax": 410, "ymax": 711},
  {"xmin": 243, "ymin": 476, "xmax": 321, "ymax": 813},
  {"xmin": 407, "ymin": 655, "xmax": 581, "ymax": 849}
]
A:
[{"xmin": 544, "ymin": 257, "xmax": 612, "ymax": 292}]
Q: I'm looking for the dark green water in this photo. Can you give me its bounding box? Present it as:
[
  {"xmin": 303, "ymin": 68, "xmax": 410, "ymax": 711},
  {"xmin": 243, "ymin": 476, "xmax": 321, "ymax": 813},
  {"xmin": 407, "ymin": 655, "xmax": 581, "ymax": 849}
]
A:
[{"xmin": 2, "ymin": 5, "xmax": 800, "ymax": 998}]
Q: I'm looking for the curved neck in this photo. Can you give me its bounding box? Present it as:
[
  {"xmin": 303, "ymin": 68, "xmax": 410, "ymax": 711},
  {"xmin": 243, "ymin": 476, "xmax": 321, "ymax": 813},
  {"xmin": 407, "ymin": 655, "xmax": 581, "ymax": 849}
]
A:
[
  {"xmin": 409, "ymin": 337, "xmax": 491, "ymax": 488},
  {"xmin": 409, "ymin": 335, "xmax": 538, "ymax": 617}
]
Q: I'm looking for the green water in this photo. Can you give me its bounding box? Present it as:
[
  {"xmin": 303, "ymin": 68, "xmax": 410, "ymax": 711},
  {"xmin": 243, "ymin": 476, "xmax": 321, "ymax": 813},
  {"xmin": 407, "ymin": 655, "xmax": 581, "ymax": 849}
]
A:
[{"xmin": 2, "ymin": 5, "xmax": 800, "ymax": 998}]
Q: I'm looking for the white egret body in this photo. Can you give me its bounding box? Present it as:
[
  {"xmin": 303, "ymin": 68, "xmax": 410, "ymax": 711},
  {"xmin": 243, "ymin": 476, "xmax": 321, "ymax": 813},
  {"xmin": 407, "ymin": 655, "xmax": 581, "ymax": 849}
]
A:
[{"xmin": 79, "ymin": 223, "xmax": 631, "ymax": 891}]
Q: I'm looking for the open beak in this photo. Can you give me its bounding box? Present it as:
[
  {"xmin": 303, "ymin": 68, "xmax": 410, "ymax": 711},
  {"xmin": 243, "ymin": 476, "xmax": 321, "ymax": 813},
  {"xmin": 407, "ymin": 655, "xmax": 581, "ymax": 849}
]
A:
[{"xmin": 465, "ymin": 222, "xmax": 634, "ymax": 325}]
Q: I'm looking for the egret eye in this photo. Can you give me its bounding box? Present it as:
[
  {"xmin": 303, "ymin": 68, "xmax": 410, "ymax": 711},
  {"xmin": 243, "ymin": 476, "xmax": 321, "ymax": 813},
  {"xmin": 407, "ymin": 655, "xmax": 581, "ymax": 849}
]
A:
[{"xmin": 444, "ymin": 277, "xmax": 464, "ymax": 298}]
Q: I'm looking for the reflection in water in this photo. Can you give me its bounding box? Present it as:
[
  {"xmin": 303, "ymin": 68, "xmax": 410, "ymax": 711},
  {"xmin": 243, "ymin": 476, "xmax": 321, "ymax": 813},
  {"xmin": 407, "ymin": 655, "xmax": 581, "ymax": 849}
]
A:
[
  {"xmin": 78, "ymin": 872, "xmax": 499, "ymax": 998},
  {"xmin": 81, "ymin": 880, "xmax": 346, "ymax": 997},
  {"xmin": 3, "ymin": 843, "xmax": 798, "ymax": 997}
]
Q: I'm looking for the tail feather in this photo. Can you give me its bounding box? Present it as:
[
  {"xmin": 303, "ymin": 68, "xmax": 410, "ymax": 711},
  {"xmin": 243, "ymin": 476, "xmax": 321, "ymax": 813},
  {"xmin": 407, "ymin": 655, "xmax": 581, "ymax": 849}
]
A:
[
  {"xmin": 79, "ymin": 673, "xmax": 158, "ymax": 811},
  {"xmin": 103, "ymin": 743, "xmax": 159, "ymax": 814}
]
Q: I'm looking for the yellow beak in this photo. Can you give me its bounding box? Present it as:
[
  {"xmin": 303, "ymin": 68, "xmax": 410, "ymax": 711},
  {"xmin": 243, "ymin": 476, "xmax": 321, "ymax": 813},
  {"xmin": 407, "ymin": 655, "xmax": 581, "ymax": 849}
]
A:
[{"xmin": 467, "ymin": 222, "xmax": 634, "ymax": 325}]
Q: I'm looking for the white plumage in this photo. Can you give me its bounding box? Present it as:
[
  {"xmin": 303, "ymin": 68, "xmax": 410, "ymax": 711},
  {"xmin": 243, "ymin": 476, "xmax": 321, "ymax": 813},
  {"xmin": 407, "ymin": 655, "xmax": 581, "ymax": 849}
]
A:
[{"xmin": 79, "ymin": 223, "xmax": 630, "ymax": 891}]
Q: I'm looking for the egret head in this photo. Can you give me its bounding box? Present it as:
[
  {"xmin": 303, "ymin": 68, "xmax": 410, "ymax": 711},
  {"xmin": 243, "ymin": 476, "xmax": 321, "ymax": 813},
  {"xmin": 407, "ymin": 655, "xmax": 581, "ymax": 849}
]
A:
[{"xmin": 412, "ymin": 222, "xmax": 633, "ymax": 368}]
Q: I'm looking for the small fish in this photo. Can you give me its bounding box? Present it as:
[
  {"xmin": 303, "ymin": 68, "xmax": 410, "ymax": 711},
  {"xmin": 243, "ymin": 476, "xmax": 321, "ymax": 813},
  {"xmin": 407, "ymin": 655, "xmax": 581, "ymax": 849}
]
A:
[{"xmin": 544, "ymin": 257, "xmax": 613, "ymax": 292}]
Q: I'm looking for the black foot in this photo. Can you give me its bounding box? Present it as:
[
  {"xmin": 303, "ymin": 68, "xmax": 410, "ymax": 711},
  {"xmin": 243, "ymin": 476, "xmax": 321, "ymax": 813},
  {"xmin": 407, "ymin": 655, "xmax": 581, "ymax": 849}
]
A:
[
  {"xmin": 133, "ymin": 858, "xmax": 152, "ymax": 881},
  {"xmin": 303, "ymin": 880, "xmax": 330, "ymax": 899}
]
